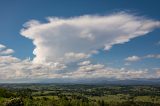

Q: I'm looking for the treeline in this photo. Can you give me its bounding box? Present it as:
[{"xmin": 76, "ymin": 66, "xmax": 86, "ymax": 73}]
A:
[
  {"xmin": 0, "ymin": 88, "xmax": 15, "ymax": 98},
  {"xmin": 1, "ymin": 94, "xmax": 160, "ymax": 106},
  {"xmin": 32, "ymin": 85, "xmax": 160, "ymax": 97}
]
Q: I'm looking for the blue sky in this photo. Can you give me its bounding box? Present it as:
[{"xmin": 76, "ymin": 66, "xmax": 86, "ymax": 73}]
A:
[{"xmin": 0, "ymin": 0, "xmax": 160, "ymax": 82}]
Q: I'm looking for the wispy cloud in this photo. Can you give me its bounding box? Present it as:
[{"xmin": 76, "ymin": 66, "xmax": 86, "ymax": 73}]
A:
[
  {"xmin": 67, "ymin": 65, "xmax": 149, "ymax": 80},
  {"xmin": 0, "ymin": 44, "xmax": 14, "ymax": 55},
  {"xmin": 157, "ymin": 41, "xmax": 160, "ymax": 45},
  {"xmin": 125, "ymin": 54, "xmax": 160, "ymax": 62},
  {"xmin": 145, "ymin": 54, "xmax": 160, "ymax": 59},
  {"xmin": 78, "ymin": 61, "xmax": 91, "ymax": 66},
  {"xmin": 0, "ymin": 44, "xmax": 6, "ymax": 50},
  {"xmin": 125, "ymin": 56, "xmax": 141, "ymax": 62}
]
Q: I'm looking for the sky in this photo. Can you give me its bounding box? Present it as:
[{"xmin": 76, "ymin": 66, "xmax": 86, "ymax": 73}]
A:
[{"xmin": 0, "ymin": 0, "xmax": 160, "ymax": 83}]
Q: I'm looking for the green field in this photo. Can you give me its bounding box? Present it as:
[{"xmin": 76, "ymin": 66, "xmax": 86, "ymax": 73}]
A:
[{"xmin": 0, "ymin": 84, "xmax": 160, "ymax": 106}]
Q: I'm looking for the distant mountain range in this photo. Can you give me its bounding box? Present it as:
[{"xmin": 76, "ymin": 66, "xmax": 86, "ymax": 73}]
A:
[
  {"xmin": 0, "ymin": 78, "xmax": 160, "ymax": 85},
  {"xmin": 37, "ymin": 78, "xmax": 160, "ymax": 85}
]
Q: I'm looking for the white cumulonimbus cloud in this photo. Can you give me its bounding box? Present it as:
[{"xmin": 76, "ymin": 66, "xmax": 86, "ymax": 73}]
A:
[
  {"xmin": 0, "ymin": 50, "xmax": 159, "ymax": 82},
  {"xmin": 21, "ymin": 12, "xmax": 160, "ymax": 64},
  {"xmin": 0, "ymin": 12, "xmax": 160, "ymax": 82},
  {"xmin": 0, "ymin": 44, "xmax": 156, "ymax": 81},
  {"xmin": 0, "ymin": 44, "xmax": 66, "ymax": 81},
  {"xmin": 0, "ymin": 54, "xmax": 66, "ymax": 80}
]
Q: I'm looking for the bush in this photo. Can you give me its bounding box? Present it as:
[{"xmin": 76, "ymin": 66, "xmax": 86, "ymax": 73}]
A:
[{"xmin": 4, "ymin": 98, "xmax": 24, "ymax": 106}]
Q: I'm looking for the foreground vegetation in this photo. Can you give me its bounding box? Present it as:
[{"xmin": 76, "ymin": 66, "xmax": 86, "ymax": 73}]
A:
[{"xmin": 0, "ymin": 84, "xmax": 160, "ymax": 106}]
